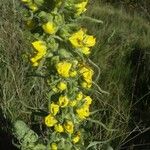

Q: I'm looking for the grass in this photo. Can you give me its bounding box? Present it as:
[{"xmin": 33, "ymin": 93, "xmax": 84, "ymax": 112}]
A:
[
  {"xmin": 0, "ymin": 0, "xmax": 150, "ymax": 149},
  {"xmin": 82, "ymin": 1, "xmax": 150, "ymax": 149},
  {"xmin": 0, "ymin": 0, "xmax": 25, "ymax": 122},
  {"xmin": 0, "ymin": 0, "xmax": 48, "ymax": 126}
]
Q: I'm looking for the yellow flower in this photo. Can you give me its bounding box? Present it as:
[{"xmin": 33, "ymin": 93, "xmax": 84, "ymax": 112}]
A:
[
  {"xmin": 81, "ymin": 47, "xmax": 90, "ymax": 55},
  {"xmin": 32, "ymin": 40, "xmax": 47, "ymax": 53},
  {"xmin": 83, "ymin": 35, "xmax": 96, "ymax": 47},
  {"xmin": 51, "ymin": 143, "xmax": 57, "ymax": 150},
  {"xmin": 54, "ymin": 124, "xmax": 64, "ymax": 133},
  {"xmin": 57, "ymin": 82, "xmax": 67, "ymax": 91},
  {"xmin": 30, "ymin": 52, "xmax": 45, "ymax": 60},
  {"xmin": 30, "ymin": 40, "xmax": 47, "ymax": 66},
  {"xmin": 45, "ymin": 114, "xmax": 57, "ymax": 127},
  {"xmin": 69, "ymin": 100, "xmax": 77, "ymax": 107},
  {"xmin": 49, "ymin": 103, "xmax": 59, "ymax": 116},
  {"xmin": 56, "ymin": 61, "xmax": 72, "ymax": 77},
  {"xmin": 69, "ymin": 29, "xmax": 84, "ymax": 48},
  {"xmin": 42, "ymin": 22, "xmax": 57, "ymax": 34},
  {"xmin": 81, "ymin": 81, "xmax": 92, "ymax": 88},
  {"xmin": 69, "ymin": 29, "xmax": 96, "ymax": 55},
  {"xmin": 79, "ymin": 66, "xmax": 94, "ymax": 83},
  {"xmin": 58, "ymin": 95, "xmax": 69, "ymax": 107},
  {"xmin": 76, "ymin": 92, "xmax": 83, "ymax": 101},
  {"xmin": 84, "ymin": 96, "xmax": 92, "ymax": 105},
  {"xmin": 70, "ymin": 71, "xmax": 77, "ymax": 77},
  {"xmin": 31, "ymin": 61, "xmax": 38, "ymax": 67},
  {"xmin": 75, "ymin": 1, "xmax": 88, "ymax": 15},
  {"xmin": 64, "ymin": 121, "xmax": 74, "ymax": 134},
  {"xmin": 76, "ymin": 105, "xmax": 90, "ymax": 119},
  {"xmin": 73, "ymin": 132, "xmax": 81, "ymax": 144},
  {"xmin": 30, "ymin": 53, "xmax": 44, "ymax": 66}
]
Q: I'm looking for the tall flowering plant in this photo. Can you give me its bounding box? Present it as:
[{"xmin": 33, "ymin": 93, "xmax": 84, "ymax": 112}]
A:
[{"xmin": 15, "ymin": 0, "xmax": 97, "ymax": 149}]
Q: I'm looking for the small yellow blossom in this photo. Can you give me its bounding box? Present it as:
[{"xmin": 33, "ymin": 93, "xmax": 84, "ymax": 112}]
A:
[
  {"xmin": 81, "ymin": 47, "xmax": 90, "ymax": 55},
  {"xmin": 51, "ymin": 143, "xmax": 57, "ymax": 150},
  {"xmin": 76, "ymin": 92, "xmax": 83, "ymax": 101},
  {"xmin": 30, "ymin": 40, "xmax": 47, "ymax": 66},
  {"xmin": 42, "ymin": 22, "xmax": 57, "ymax": 34},
  {"xmin": 84, "ymin": 96, "xmax": 92, "ymax": 105},
  {"xmin": 54, "ymin": 124, "xmax": 64, "ymax": 133},
  {"xmin": 31, "ymin": 61, "xmax": 38, "ymax": 67},
  {"xmin": 73, "ymin": 132, "xmax": 81, "ymax": 144},
  {"xmin": 83, "ymin": 35, "xmax": 96, "ymax": 47},
  {"xmin": 64, "ymin": 121, "xmax": 74, "ymax": 134},
  {"xmin": 69, "ymin": 100, "xmax": 77, "ymax": 107},
  {"xmin": 57, "ymin": 82, "xmax": 67, "ymax": 91},
  {"xmin": 31, "ymin": 52, "xmax": 44, "ymax": 59},
  {"xmin": 58, "ymin": 95, "xmax": 69, "ymax": 107},
  {"xmin": 32, "ymin": 40, "xmax": 47, "ymax": 52},
  {"xmin": 70, "ymin": 71, "xmax": 77, "ymax": 77},
  {"xmin": 30, "ymin": 53, "xmax": 44, "ymax": 66},
  {"xmin": 45, "ymin": 114, "xmax": 57, "ymax": 127},
  {"xmin": 75, "ymin": 1, "xmax": 88, "ymax": 15},
  {"xmin": 81, "ymin": 81, "xmax": 92, "ymax": 88},
  {"xmin": 49, "ymin": 103, "xmax": 59, "ymax": 116},
  {"xmin": 79, "ymin": 66, "xmax": 94, "ymax": 83},
  {"xmin": 69, "ymin": 29, "xmax": 84, "ymax": 48},
  {"xmin": 69, "ymin": 29, "xmax": 96, "ymax": 55},
  {"xmin": 56, "ymin": 61, "xmax": 72, "ymax": 77},
  {"xmin": 76, "ymin": 105, "xmax": 90, "ymax": 119}
]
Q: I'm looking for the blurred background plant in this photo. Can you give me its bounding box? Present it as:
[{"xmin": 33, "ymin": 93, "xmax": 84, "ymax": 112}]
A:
[{"xmin": 0, "ymin": 0, "xmax": 150, "ymax": 149}]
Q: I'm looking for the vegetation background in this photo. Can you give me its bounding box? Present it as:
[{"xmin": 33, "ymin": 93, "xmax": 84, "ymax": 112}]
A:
[{"xmin": 0, "ymin": 0, "xmax": 150, "ymax": 149}]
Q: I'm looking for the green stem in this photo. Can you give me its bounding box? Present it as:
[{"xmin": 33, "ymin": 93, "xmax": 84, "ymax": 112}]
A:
[{"xmin": 78, "ymin": 16, "xmax": 103, "ymax": 24}]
